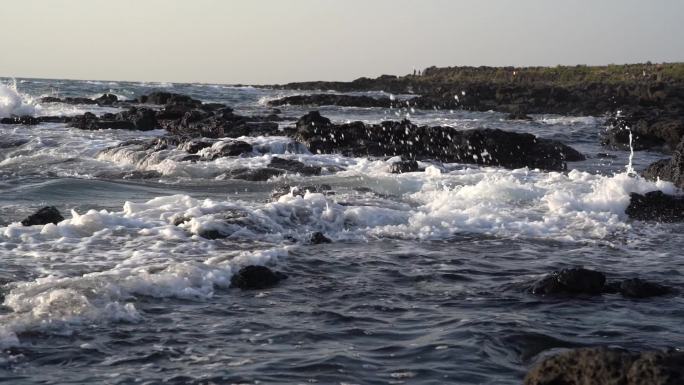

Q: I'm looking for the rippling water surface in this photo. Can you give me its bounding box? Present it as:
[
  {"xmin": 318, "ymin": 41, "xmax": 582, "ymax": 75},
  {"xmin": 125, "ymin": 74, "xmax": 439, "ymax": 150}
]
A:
[{"xmin": 0, "ymin": 78, "xmax": 682, "ymax": 384}]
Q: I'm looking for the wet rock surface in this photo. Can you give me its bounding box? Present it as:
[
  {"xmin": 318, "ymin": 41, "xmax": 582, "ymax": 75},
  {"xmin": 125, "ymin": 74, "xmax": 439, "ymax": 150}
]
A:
[
  {"xmin": 268, "ymin": 94, "xmax": 395, "ymax": 108},
  {"xmin": 21, "ymin": 206, "xmax": 65, "ymax": 226},
  {"xmin": 310, "ymin": 232, "xmax": 332, "ymax": 244},
  {"xmin": 294, "ymin": 111, "xmax": 584, "ymax": 171},
  {"xmin": 524, "ymin": 347, "xmax": 684, "ymax": 385},
  {"xmin": 642, "ymin": 139, "xmax": 684, "ymax": 188},
  {"xmin": 230, "ymin": 265, "xmax": 288, "ymax": 290},
  {"xmin": 626, "ymin": 191, "xmax": 684, "ymax": 222},
  {"xmin": 388, "ymin": 159, "xmax": 421, "ymax": 173},
  {"xmin": 530, "ymin": 268, "xmax": 674, "ymax": 298}
]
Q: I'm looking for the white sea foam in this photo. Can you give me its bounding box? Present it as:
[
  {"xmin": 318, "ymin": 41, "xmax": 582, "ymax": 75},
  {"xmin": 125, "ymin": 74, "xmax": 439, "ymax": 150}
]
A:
[{"xmin": 0, "ymin": 80, "xmax": 38, "ymax": 118}]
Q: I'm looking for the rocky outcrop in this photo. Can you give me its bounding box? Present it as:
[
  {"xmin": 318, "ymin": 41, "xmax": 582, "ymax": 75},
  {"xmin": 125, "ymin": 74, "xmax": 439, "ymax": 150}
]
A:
[
  {"xmin": 267, "ymin": 157, "xmax": 321, "ymax": 176},
  {"xmin": 40, "ymin": 93, "xmax": 126, "ymax": 107},
  {"xmin": 525, "ymin": 347, "xmax": 684, "ymax": 385},
  {"xmin": 1, "ymin": 116, "xmax": 71, "ymax": 125},
  {"xmin": 625, "ymin": 191, "xmax": 684, "ymax": 222},
  {"xmin": 268, "ymin": 94, "xmax": 396, "ymax": 108},
  {"xmin": 21, "ymin": 206, "xmax": 64, "ymax": 226},
  {"xmin": 293, "ymin": 112, "xmax": 584, "ymax": 171},
  {"xmin": 230, "ymin": 265, "xmax": 287, "ymax": 290},
  {"xmin": 388, "ymin": 159, "xmax": 421, "ymax": 174},
  {"xmin": 642, "ymin": 139, "xmax": 684, "ymax": 188},
  {"xmin": 69, "ymin": 107, "xmax": 158, "ymax": 131},
  {"xmin": 309, "ymin": 232, "xmax": 332, "ymax": 244},
  {"xmin": 531, "ymin": 268, "xmax": 606, "ymax": 295},
  {"xmin": 530, "ymin": 268, "xmax": 674, "ymax": 298},
  {"xmin": 603, "ymin": 109, "xmax": 684, "ymax": 151}
]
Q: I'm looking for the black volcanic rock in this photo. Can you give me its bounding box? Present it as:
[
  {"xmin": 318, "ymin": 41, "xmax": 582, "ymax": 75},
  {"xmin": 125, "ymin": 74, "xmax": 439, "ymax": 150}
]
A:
[
  {"xmin": 268, "ymin": 157, "xmax": 321, "ymax": 176},
  {"xmin": 205, "ymin": 140, "xmax": 253, "ymax": 159},
  {"xmin": 524, "ymin": 347, "xmax": 684, "ymax": 385},
  {"xmin": 531, "ymin": 268, "xmax": 606, "ymax": 295},
  {"xmin": 616, "ymin": 278, "xmax": 673, "ymax": 298},
  {"xmin": 230, "ymin": 265, "xmax": 287, "ymax": 290},
  {"xmin": 0, "ymin": 116, "xmax": 39, "ymax": 125},
  {"xmin": 310, "ymin": 232, "xmax": 332, "ymax": 244},
  {"xmin": 115, "ymin": 107, "xmax": 158, "ymax": 130},
  {"xmin": 625, "ymin": 191, "xmax": 684, "ymax": 222},
  {"xmin": 268, "ymin": 94, "xmax": 395, "ymax": 108},
  {"xmin": 642, "ymin": 139, "xmax": 684, "ymax": 188},
  {"xmin": 225, "ymin": 167, "xmax": 284, "ymax": 181},
  {"xmin": 21, "ymin": 206, "xmax": 64, "ymax": 226},
  {"xmin": 139, "ymin": 92, "xmax": 202, "ymax": 107},
  {"xmin": 388, "ymin": 159, "xmax": 420, "ymax": 173},
  {"xmin": 293, "ymin": 112, "xmax": 584, "ymax": 171},
  {"xmin": 94, "ymin": 93, "xmax": 118, "ymax": 105}
]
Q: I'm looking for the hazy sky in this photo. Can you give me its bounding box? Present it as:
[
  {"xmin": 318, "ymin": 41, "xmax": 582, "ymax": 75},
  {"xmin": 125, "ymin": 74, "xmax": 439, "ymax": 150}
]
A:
[{"xmin": 2, "ymin": 0, "xmax": 683, "ymax": 84}]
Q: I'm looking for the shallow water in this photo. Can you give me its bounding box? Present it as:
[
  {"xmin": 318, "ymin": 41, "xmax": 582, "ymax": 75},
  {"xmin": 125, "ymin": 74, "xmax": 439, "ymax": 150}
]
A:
[{"xmin": 0, "ymin": 77, "xmax": 682, "ymax": 384}]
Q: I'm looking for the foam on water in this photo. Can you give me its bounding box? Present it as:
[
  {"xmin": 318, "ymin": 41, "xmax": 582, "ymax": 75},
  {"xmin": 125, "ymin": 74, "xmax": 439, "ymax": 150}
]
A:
[{"xmin": 0, "ymin": 80, "xmax": 38, "ymax": 118}]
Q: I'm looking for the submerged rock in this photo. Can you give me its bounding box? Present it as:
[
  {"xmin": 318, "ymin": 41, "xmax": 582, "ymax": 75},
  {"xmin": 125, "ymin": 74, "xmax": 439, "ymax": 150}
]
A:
[
  {"xmin": 293, "ymin": 112, "xmax": 584, "ymax": 171},
  {"xmin": 268, "ymin": 157, "xmax": 321, "ymax": 176},
  {"xmin": 270, "ymin": 184, "xmax": 333, "ymax": 200},
  {"xmin": 310, "ymin": 232, "xmax": 332, "ymax": 244},
  {"xmin": 626, "ymin": 191, "xmax": 684, "ymax": 222},
  {"xmin": 530, "ymin": 268, "xmax": 674, "ymax": 298},
  {"xmin": 0, "ymin": 115, "xmax": 40, "ymax": 125},
  {"xmin": 524, "ymin": 347, "xmax": 684, "ymax": 385},
  {"xmin": 230, "ymin": 265, "xmax": 287, "ymax": 290},
  {"xmin": 388, "ymin": 159, "xmax": 420, "ymax": 174},
  {"xmin": 21, "ymin": 206, "xmax": 64, "ymax": 226},
  {"xmin": 205, "ymin": 140, "xmax": 253, "ymax": 159},
  {"xmin": 611, "ymin": 278, "xmax": 674, "ymax": 298},
  {"xmin": 531, "ymin": 268, "xmax": 606, "ymax": 295},
  {"xmin": 224, "ymin": 167, "xmax": 284, "ymax": 181}
]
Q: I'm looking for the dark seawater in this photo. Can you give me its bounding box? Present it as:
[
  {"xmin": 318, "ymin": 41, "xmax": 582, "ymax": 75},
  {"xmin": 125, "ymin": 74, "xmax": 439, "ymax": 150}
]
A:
[{"xmin": 0, "ymin": 78, "xmax": 682, "ymax": 384}]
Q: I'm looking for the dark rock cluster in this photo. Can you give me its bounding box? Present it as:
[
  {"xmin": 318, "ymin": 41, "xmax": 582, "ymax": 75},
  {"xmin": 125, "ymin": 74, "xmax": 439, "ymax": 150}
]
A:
[
  {"xmin": 21, "ymin": 206, "xmax": 64, "ymax": 226},
  {"xmin": 294, "ymin": 111, "xmax": 584, "ymax": 171},
  {"xmin": 530, "ymin": 268, "xmax": 673, "ymax": 298},
  {"xmin": 525, "ymin": 347, "xmax": 684, "ymax": 385}
]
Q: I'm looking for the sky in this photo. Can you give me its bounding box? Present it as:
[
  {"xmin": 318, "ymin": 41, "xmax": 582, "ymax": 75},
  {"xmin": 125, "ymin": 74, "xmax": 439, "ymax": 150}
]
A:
[{"xmin": 1, "ymin": 0, "xmax": 683, "ymax": 84}]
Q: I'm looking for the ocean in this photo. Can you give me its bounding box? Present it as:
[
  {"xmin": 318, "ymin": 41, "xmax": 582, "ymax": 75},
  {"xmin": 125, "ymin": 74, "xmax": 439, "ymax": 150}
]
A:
[{"xmin": 0, "ymin": 77, "xmax": 682, "ymax": 384}]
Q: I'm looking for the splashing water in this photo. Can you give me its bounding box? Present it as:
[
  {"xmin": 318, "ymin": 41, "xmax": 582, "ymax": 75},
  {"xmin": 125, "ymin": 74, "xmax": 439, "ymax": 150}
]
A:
[
  {"xmin": 626, "ymin": 127, "xmax": 636, "ymax": 176},
  {"xmin": 0, "ymin": 79, "xmax": 38, "ymax": 118}
]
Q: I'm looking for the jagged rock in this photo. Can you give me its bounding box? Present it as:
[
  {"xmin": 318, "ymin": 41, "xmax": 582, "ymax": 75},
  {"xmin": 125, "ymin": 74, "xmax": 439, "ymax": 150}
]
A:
[
  {"xmin": 616, "ymin": 278, "xmax": 673, "ymax": 298},
  {"xmin": 21, "ymin": 206, "xmax": 64, "ymax": 226},
  {"xmin": 230, "ymin": 265, "xmax": 287, "ymax": 290},
  {"xmin": 115, "ymin": 107, "xmax": 158, "ymax": 130},
  {"xmin": 310, "ymin": 232, "xmax": 332, "ymax": 244},
  {"xmin": 205, "ymin": 140, "xmax": 253, "ymax": 159},
  {"xmin": 603, "ymin": 109, "xmax": 684, "ymax": 151},
  {"xmin": 94, "ymin": 93, "xmax": 118, "ymax": 105},
  {"xmin": 139, "ymin": 92, "xmax": 202, "ymax": 107},
  {"xmin": 0, "ymin": 116, "xmax": 39, "ymax": 125},
  {"xmin": 530, "ymin": 268, "xmax": 606, "ymax": 295},
  {"xmin": 268, "ymin": 94, "xmax": 394, "ymax": 108},
  {"xmin": 69, "ymin": 112, "xmax": 136, "ymax": 130},
  {"xmin": 224, "ymin": 167, "xmax": 284, "ymax": 181},
  {"xmin": 524, "ymin": 347, "xmax": 684, "ymax": 385},
  {"xmin": 294, "ymin": 112, "xmax": 584, "ymax": 171},
  {"xmin": 642, "ymin": 139, "xmax": 684, "ymax": 188},
  {"xmin": 388, "ymin": 159, "xmax": 420, "ymax": 173},
  {"xmin": 268, "ymin": 157, "xmax": 321, "ymax": 176},
  {"xmin": 626, "ymin": 191, "xmax": 684, "ymax": 222},
  {"xmin": 179, "ymin": 139, "xmax": 214, "ymax": 154}
]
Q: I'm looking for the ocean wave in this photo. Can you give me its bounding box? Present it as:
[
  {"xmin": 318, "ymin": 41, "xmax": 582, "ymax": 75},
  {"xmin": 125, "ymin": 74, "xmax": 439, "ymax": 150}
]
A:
[{"xmin": 0, "ymin": 80, "xmax": 38, "ymax": 118}]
